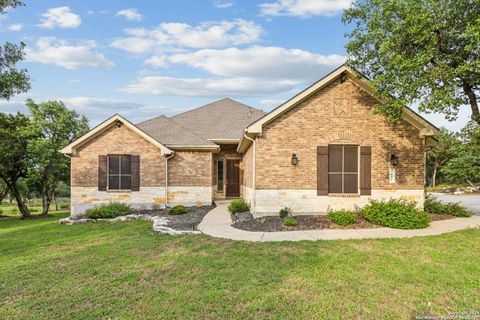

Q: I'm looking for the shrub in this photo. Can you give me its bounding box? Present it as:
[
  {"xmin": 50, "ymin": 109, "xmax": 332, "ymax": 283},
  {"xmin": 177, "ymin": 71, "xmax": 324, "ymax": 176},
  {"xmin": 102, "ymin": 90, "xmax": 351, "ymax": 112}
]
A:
[
  {"xmin": 85, "ymin": 202, "xmax": 132, "ymax": 219},
  {"xmin": 279, "ymin": 207, "xmax": 291, "ymax": 219},
  {"xmin": 228, "ymin": 199, "xmax": 250, "ymax": 214},
  {"xmin": 361, "ymin": 199, "xmax": 430, "ymax": 229},
  {"xmin": 169, "ymin": 205, "xmax": 187, "ymax": 215},
  {"xmin": 283, "ymin": 216, "xmax": 298, "ymax": 227},
  {"xmin": 328, "ymin": 209, "xmax": 357, "ymax": 226},
  {"xmin": 424, "ymin": 194, "xmax": 473, "ymax": 217},
  {"xmin": 60, "ymin": 202, "xmax": 70, "ymax": 209}
]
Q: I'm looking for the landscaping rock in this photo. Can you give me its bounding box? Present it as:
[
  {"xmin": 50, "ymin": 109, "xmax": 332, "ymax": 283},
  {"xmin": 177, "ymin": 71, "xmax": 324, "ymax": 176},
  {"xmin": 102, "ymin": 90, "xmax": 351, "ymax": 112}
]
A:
[
  {"xmin": 232, "ymin": 211, "xmax": 254, "ymax": 223},
  {"xmin": 59, "ymin": 217, "xmax": 95, "ymax": 225}
]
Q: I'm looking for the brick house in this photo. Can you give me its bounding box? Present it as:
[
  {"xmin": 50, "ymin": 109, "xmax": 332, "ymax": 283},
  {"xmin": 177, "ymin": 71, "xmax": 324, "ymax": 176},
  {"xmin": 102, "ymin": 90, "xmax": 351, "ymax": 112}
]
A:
[{"xmin": 61, "ymin": 65, "xmax": 438, "ymax": 218}]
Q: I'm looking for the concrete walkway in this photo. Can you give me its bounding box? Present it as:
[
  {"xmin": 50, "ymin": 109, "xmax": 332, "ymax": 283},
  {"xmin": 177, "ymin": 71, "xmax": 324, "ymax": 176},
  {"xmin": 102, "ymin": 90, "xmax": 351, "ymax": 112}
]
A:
[{"xmin": 197, "ymin": 202, "xmax": 480, "ymax": 242}]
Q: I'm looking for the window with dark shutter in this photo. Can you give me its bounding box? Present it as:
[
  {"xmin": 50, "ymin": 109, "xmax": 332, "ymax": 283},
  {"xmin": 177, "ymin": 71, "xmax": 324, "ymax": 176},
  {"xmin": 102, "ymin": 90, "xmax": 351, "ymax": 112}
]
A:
[
  {"xmin": 328, "ymin": 145, "xmax": 359, "ymax": 194},
  {"xmin": 107, "ymin": 155, "xmax": 132, "ymax": 190}
]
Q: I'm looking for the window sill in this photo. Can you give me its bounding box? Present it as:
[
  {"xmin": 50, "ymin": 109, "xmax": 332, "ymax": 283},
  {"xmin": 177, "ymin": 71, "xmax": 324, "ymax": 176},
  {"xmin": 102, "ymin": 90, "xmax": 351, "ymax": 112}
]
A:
[
  {"xmin": 106, "ymin": 190, "xmax": 132, "ymax": 193},
  {"xmin": 328, "ymin": 193, "xmax": 360, "ymax": 198}
]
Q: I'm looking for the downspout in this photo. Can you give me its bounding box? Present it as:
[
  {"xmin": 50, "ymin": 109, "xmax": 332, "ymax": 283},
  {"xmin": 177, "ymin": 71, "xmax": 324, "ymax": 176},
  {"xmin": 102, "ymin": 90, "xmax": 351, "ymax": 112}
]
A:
[
  {"xmin": 165, "ymin": 152, "xmax": 175, "ymax": 208},
  {"xmin": 243, "ymin": 134, "xmax": 256, "ymax": 214}
]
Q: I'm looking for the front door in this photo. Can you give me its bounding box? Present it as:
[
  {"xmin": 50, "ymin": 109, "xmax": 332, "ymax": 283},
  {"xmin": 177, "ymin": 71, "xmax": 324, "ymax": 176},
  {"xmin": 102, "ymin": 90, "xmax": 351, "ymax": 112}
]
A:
[{"xmin": 226, "ymin": 160, "xmax": 240, "ymax": 197}]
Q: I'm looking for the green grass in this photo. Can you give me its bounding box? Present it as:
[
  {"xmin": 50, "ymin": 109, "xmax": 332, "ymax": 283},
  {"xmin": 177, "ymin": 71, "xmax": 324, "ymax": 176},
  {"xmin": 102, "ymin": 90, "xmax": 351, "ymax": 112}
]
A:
[
  {"xmin": 0, "ymin": 203, "xmax": 69, "ymax": 217},
  {"xmin": 1, "ymin": 213, "xmax": 479, "ymax": 319}
]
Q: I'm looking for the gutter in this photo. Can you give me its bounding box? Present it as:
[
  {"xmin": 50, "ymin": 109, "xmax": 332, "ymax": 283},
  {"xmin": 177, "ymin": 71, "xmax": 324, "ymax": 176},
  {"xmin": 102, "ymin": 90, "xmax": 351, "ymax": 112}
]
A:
[
  {"xmin": 243, "ymin": 133, "xmax": 256, "ymax": 214},
  {"xmin": 165, "ymin": 152, "xmax": 175, "ymax": 208}
]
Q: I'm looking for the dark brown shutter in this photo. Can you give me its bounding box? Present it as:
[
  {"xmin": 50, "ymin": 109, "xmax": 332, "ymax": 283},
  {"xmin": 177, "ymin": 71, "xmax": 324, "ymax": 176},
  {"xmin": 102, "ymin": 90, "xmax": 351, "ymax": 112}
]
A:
[
  {"xmin": 360, "ymin": 146, "xmax": 372, "ymax": 195},
  {"xmin": 98, "ymin": 155, "xmax": 107, "ymax": 191},
  {"xmin": 317, "ymin": 146, "xmax": 328, "ymax": 195},
  {"xmin": 131, "ymin": 155, "xmax": 140, "ymax": 191}
]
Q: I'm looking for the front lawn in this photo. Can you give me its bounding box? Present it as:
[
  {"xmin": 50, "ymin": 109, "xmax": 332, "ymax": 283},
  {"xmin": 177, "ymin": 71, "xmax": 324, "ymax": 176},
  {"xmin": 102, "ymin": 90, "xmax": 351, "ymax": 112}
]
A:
[{"xmin": 1, "ymin": 213, "xmax": 479, "ymax": 319}]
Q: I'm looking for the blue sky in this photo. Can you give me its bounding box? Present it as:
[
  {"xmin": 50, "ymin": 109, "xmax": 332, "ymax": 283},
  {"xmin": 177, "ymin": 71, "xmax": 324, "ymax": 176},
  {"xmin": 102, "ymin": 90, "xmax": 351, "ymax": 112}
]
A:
[{"xmin": 0, "ymin": 0, "xmax": 471, "ymax": 130}]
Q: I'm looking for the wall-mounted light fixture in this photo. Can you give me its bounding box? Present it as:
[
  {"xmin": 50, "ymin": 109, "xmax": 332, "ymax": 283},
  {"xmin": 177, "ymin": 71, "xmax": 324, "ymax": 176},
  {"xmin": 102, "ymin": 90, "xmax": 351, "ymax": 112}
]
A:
[
  {"xmin": 390, "ymin": 154, "xmax": 399, "ymax": 166},
  {"xmin": 291, "ymin": 153, "xmax": 299, "ymax": 166}
]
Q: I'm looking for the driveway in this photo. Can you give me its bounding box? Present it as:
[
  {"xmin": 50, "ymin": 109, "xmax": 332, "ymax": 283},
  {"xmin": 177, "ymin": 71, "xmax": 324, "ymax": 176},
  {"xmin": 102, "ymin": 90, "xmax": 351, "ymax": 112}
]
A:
[{"xmin": 430, "ymin": 193, "xmax": 480, "ymax": 215}]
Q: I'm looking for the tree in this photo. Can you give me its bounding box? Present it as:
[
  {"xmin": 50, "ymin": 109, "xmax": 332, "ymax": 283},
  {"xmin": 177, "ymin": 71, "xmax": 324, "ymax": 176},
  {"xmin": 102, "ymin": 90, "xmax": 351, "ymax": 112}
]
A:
[
  {"xmin": 26, "ymin": 100, "xmax": 89, "ymax": 215},
  {"xmin": 426, "ymin": 128, "xmax": 459, "ymax": 187},
  {"xmin": 1, "ymin": 0, "xmax": 30, "ymax": 100},
  {"xmin": 343, "ymin": 0, "xmax": 480, "ymax": 125},
  {"xmin": 441, "ymin": 121, "xmax": 480, "ymax": 185},
  {"xmin": 0, "ymin": 113, "xmax": 36, "ymax": 218},
  {"xmin": 0, "ymin": 179, "xmax": 8, "ymax": 204}
]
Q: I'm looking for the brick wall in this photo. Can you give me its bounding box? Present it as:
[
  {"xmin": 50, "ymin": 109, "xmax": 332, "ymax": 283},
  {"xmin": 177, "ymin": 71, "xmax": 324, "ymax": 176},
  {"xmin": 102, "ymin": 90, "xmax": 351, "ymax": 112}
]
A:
[
  {"xmin": 72, "ymin": 124, "xmax": 166, "ymax": 188},
  {"xmin": 254, "ymin": 78, "xmax": 425, "ymax": 191},
  {"xmin": 168, "ymin": 151, "xmax": 212, "ymax": 187}
]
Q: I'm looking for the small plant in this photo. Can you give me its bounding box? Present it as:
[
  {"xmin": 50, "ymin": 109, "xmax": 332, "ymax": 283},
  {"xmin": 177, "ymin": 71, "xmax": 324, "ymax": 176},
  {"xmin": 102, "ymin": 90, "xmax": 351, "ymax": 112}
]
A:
[
  {"xmin": 283, "ymin": 216, "xmax": 298, "ymax": 227},
  {"xmin": 328, "ymin": 209, "xmax": 357, "ymax": 226},
  {"xmin": 279, "ymin": 207, "xmax": 291, "ymax": 219},
  {"xmin": 228, "ymin": 199, "xmax": 250, "ymax": 214},
  {"xmin": 60, "ymin": 202, "xmax": 70, "ymax": 209},
  {"xmin": 169, "ymin": 205, "xmax": 187, "ymax": 215},
  {"xmin": 361, "ymin": 198, "xmax": 430, "ymax": 229},
  {"xmin": 424, "ymin": 194, "xmax": 473, "ymax": 217},
  {"xmin": 85, "ymin": 202, "xmax": 132, "ymax": 219}
]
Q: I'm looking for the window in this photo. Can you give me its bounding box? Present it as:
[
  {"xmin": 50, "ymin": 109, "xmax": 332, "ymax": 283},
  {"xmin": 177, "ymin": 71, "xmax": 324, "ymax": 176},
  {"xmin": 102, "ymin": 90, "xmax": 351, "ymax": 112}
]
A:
[
  {"xmin": 216, "ymin": 160, "xmax": 224, "ymax": 192},
  {"xmin": 108, "ymin": 155, "xmax": 131, "ymax": 190},
  {"xmin": 328, "ymin": 145, "xmax": 358, "ymax": 194}
]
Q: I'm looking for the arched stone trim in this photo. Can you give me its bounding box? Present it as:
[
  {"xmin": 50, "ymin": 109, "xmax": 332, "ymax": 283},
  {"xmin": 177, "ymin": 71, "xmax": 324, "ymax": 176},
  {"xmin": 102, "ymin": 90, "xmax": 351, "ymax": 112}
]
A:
[{"xmin": 322, "ymin": 132, "xmax": 364, "ymax": 145}]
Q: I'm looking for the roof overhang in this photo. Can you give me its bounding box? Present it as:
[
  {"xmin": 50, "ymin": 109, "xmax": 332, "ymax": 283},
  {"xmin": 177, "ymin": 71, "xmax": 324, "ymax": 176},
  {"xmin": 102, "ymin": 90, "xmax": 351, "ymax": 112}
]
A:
[
  {"xmin": 167, "ymin": 145, "xmax": 221, "ymax": 152},
  {"xmin": 238, "ymin": 64, "xmax": 439, "ymax": 153},
  {"xmin": 208, "ymin": 139, "xmax": 240, "ymax": 145},
  {"xmin": 60, "ymin": 114, "xmax": 173, "ymax": 156}
]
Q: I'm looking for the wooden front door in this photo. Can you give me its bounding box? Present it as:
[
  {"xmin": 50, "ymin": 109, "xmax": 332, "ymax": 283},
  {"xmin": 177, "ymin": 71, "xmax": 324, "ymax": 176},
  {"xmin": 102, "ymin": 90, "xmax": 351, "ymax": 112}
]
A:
[{"xmin": 226, "ymin": 160, "xmax": 240, "ymax": 197}]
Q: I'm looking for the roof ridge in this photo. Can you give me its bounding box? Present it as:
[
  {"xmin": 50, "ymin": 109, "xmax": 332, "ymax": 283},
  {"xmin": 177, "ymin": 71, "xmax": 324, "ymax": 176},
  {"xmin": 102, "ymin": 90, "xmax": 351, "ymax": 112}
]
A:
[
  {"xmin": 136, "ymin": 114, "xmax": 167, "ymax": 126},
  {"xmin": 169, "ymin": 98, "xmax": 264, "ymax": 120}
]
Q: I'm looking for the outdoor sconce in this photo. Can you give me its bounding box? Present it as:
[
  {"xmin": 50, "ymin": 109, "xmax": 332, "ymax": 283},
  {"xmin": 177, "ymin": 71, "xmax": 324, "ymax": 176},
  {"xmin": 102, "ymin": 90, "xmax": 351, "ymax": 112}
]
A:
[
  {"xmin": 291, "ymin": 153, "xmax": 299, "ymax": 166},
  {"xmin": 390, "ymin": 154, "xmax": 399, "ymax": 166}
]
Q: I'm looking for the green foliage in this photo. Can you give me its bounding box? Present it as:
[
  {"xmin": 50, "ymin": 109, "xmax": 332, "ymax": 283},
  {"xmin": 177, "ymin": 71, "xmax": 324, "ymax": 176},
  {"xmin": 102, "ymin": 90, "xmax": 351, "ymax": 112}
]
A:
[
  {"xmin": 361, "ymin": 199, "xmax": 430, "ymax": 229},
  {"xmin": 343, "ymin": 0, "xmax": 480, "ymax": 125},
  {"xmin": 59, "ymin": 202, "xmax": 70, "ymax": 210},
  {"xmin": 228, "ymin": 199, "xmax": 250, "ymax": 214},
  {"xmin": 279, "ymin": 207, "xmax": 291, "ymax": 219},
  {"xmin": 283, "ymin": 216, "xmax": 298, "ymax": 227},
  {"xmin": 426, "ymin": 129, "xmax": 460, "ymax": 187},
  {"xmin": 441, "ymin": 121, "xmax": 480, "ymax": 185},
  {"xmin": 85, "ymin": 202, "xmax": 132, "ymax": 219},
  {"xmin": 169, "ymin": 205, "xmax": 187, "ymax": 215},
  {"xmin": 424, "ymin": 194, "xmax": 473, "ymax": 217},
  {"xmin": 328, "ymin": 209, "xmax": 357, "ymax": 226}
]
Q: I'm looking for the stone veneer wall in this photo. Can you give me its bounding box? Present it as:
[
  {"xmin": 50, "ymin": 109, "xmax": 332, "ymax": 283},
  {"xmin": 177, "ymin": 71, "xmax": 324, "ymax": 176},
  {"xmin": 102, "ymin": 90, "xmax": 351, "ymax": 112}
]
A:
[
  {"xmin": 70, "ymin": 124, "xmax": 213, "ymax": 217},
  {"xmin": 244, "ymin": 77, "xmax": 426, "ymax": 214}
]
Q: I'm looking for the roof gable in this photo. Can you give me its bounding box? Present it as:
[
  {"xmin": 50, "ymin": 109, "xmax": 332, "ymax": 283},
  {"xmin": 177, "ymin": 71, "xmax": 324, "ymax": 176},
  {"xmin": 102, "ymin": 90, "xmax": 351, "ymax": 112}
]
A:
[{"xmin": 60, "ymin": 114, "xmax": 172, "ymax": 156}]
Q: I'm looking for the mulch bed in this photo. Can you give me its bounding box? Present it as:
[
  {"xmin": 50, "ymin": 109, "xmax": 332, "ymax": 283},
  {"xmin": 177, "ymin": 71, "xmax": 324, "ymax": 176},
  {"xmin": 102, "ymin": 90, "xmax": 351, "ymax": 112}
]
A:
[
  {"xmin": 232, "ymin": 212, "xmax": 459, "ymax": 232},
  {"xmin": 232, "ymin": 214, "xmax": 377, "ymax": 232},
  {"xmin": 135, "ymin": 205, "xmax": 215, "ymax": 231}
]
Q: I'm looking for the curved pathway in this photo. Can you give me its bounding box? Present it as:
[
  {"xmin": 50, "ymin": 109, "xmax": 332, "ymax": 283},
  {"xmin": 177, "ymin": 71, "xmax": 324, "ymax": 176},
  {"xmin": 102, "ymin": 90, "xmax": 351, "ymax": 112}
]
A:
[{"xmin": 198, "ymin": 201, "xmax": 480, "ymax": 242}]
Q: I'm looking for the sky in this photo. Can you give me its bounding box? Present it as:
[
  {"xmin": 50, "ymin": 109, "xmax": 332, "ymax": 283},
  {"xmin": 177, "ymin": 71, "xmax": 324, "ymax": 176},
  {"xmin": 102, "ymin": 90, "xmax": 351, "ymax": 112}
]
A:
[{"xmin": 0, "ymin": 0, "xmax": 472, "ymax": 130}]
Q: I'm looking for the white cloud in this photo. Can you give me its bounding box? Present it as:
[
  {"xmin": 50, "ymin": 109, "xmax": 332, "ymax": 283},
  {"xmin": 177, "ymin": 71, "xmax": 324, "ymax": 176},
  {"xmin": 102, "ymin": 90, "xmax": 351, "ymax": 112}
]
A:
[
  {"xmin": 26, "ymin": 37, "xmax": 114, "ymax": 69},
  {"xmin": 259, "ymin": 0, "xmax": 352, "ymax": 17},
  {"xmin": 214, "ymin": 1, "xmax": 234, "ymax": 9},
  {"xmin": 116, "ymin": 8, "xmax": 142, "ymax": 21},
  {"xmin": 145, "ymin": 55, "xmax": 169, "ymax": 68},
  {"xmin": 38, "ymin": 6, "xmax": 81, "ymax": 29},
  {"xmin": 110, "ymin": 19, "xmax": 263, "ymax": 53},
  {"xmin": 8, "ymin": 23, "xmax": 23, "ymax": 31},
  {"xmin": 164, "ymin": 46, "xmax": 345, "ymax": 80},
  {"xmin": 119, "ymin": 76, "xmax": 299, "ymax": 97}
]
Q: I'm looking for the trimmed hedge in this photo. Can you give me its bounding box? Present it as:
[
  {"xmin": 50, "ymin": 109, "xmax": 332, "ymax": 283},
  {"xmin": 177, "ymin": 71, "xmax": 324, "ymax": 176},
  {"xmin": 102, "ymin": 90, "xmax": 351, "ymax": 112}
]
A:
[
  {"xmin": 424, "ymin": 194, "xmax": 473, "ymax": 217},
  {"xmin": 283, "ymin": 216, "xmax": 298, "ymax": 227},
  {"xmin": 85, "ymin": 202, "xmax": 132, "ymax": 219},
  {"xmin": 279, "ymin": 207, "xmax": 291, "ymax": 219},
  {"xmin": 228, "ymin": 199, "xmax": 250, "ymax": 214},
  {"xmin": 361, "ymin": 199, "xmax": 430, "ymax": 229},
  {"xmin": 328, "ymin": 209, "xmax": 357, "ymax": 226},
  {"xmin": 169, "ymin": 205, "xmax": 187, "ymax": 215}
]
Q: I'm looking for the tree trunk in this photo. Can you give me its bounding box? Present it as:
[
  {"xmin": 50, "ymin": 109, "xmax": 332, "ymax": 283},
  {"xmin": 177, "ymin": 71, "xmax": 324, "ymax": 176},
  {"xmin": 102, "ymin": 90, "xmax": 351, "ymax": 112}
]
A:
[
  {"xmin": 466, "ymin": 179, "xmax": 475, "ymax": 187},
  {"xmin": 41, "ymin": 184, "xmax": 52, "ymax": 216},
  {"xmin": 7, "ymin": 181, "xmax": 31, "ymax": 218},
  {"xmin": 53, "ymin": 194, "xmax": 58, "ymax": 211},
  {"xmin": 431, "ymin": 164, "xmax": 438, "ymax": 188},
  {"xmin": 462, "ymin": 81, "xmax": 480, "ymax": 125}
]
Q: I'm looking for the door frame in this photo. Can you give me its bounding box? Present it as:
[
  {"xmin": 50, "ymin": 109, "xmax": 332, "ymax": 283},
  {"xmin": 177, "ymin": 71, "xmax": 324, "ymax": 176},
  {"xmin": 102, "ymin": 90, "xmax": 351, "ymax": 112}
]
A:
[{"xmin": 225, "ymin": 159, "xmax": 241, "ymax": 198}]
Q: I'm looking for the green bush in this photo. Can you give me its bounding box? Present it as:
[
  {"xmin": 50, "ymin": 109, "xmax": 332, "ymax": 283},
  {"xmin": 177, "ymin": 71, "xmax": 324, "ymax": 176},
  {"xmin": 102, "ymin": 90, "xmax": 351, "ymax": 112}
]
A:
[
  {"xmin": 169, "ymin": 205, "xmax": 187, "ymax": 215},
  {"xmin": 228, "ymin": 199, "xmax": 250, "ymax": 214},
  {"xmin": 60, "ymin": 202, "xmax": 70, "ymax": 209},
  {"xmin": 361, "ymin": 199, "xmax": 430, "ymax": 229},
  {"xmin": 283, "ymin": 216, "xmax": 298, "ymax": 227},
  {"xmin": 424, "ymin": 194, "xmax": 473, "ymax": 217},
  {"xmin": 328, "ymin": 209, "xmax": 357, "ymax": 226},
  {"xmin": 85, "ymin": 202, "xmax": 132, "ymax": 219},
  {"xmin": 279, "ymin": 207, "xmax": 291, "ymax": 219}
]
